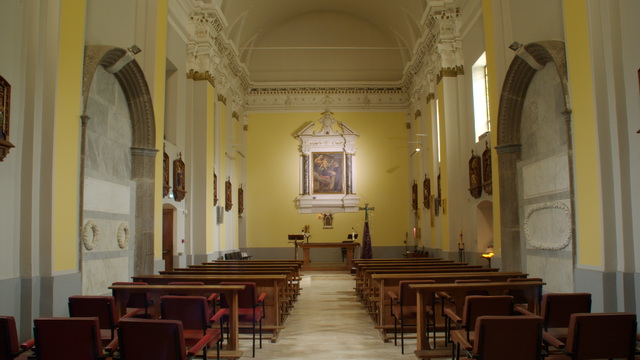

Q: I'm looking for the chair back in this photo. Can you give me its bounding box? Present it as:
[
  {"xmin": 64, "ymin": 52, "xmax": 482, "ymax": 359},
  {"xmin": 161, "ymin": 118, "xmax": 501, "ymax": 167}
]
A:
[
  {"xmin": 0, "ymin": 316, "xmax": 20, "ymax": 360},
  {"xmin": 541, "ymin": 293, "xmax": 591, "ymax": 329},
  {"xmin": 33, "ymin": 317, "xmax": 103, "ymax": 360},
  {"xmin": 461, "ymin": 295, "xmax": 514, "ymax": 331},
  {"xmin": 161, "ymin": 295, "xmax": 209, "ymax": 331},
  {"xmin": 397, "ymin": 280, "xmax": 435, "ymax": 306},
  {"xmin": 118, "ymin": 318, "xmax": 187, "ymax": 360},
  {"xmin": 112, "ymin": 282, "xmax": 152, "ymax": 311},
  {"xmin": 68, "ymin": 296, "xmax": 118, "ymax": 333},
  {"xmin": 564, "ymin": 312, "xmax": 636, "ymax": 360},
  {"xmin": 220, "ymin": 282, "xmax": 257, "ymax": 308},
  {"xmin": 472, "ymin": 315, "xmax": 543, "ymax": 360}
]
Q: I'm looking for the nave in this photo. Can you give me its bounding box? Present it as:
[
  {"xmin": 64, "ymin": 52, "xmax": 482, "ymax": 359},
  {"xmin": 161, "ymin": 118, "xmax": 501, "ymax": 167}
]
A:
[{"xmin": 244, "ymin": 272, "xmax": 421, "ymax": 360}]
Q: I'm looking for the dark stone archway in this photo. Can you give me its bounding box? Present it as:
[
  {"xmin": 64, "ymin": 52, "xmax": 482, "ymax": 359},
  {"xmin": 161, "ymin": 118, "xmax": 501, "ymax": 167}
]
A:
[
  {"xmin": 81, "ymin": 45, "xmax": 157, "ymax": 275},
  {"xmin": 496, "ymin": 41, "xmax": 573, "ymax": 271}
]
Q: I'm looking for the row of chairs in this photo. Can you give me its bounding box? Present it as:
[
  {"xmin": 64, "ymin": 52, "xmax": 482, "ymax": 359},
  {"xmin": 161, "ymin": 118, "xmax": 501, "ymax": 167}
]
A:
[
  {"xmin": 223, "ymin": 251, "xmax": 251, "ymax": 260},
  {"xmin": 386, "ymin": 278, "xmax": 638, "ymax": 359},
  {"xmin": 1, "ymin": 281, "xmax": 267, "ymax": 360}
]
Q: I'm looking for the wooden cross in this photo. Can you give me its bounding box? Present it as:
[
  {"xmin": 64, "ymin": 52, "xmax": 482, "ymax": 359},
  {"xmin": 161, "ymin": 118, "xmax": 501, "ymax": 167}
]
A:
[{"xmin": 359, "ymin": 203, "xmax": 375, "ymax": 222}]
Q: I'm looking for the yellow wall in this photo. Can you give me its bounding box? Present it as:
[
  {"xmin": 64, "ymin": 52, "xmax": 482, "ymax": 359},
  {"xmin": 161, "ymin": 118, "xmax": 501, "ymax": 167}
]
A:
[
  {"xmin": 151, "ymin": 0, "xmax": 168, "ymax": 259},
  {"xmin": 246, "ymin": 112, "xmax": 408, "ymax": 248},
  {"xmin": 563, "ymin": 0, "xmax": 603, "ymax": 267},
  {"xmin": 205, "ymin": 84, "xmax": 215, "ymax": 253},
  {"xmin": 437, "ymin": 83, "xmax": 450, "ymax": 251},
  {"xmin": 482, "ymin": 0, "xmax": 502, "ymax": 254},
  {"xmin": 53, "ymin": 0, "xmax": 86, "ymax": 272}
]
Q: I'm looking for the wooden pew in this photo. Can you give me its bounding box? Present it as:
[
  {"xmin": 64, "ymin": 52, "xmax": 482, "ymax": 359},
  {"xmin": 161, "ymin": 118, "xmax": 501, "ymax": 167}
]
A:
[
  {"xmin": 358, "ymin": 265, "xmax": 493, "ymax": 305},
  {"xmin": 132, "ymin": 274, "xmax": 289, "ymax": 342},
  {"xmin": 165, "ymin": 267, "xmax": 301, "ymax": 304},
  {"xmin": 109, "ymin": 283, "xmax": 246, "ymax": 359},
  {"xmin": 369, "ymin": 272, "xmax": 528, "ymax": 341},
  {"xmin": 410, "ymin": 280, "xmax": 545, "ymax": 358}
]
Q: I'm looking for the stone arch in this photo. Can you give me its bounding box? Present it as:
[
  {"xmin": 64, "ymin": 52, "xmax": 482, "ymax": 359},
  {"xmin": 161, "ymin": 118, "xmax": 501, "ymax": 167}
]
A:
[
  {"xmin": 495, "ymin": 40, "xmax": 573, "ymax": 272},
  {"xmin": 81, "ymin": 45, "xmax": 157, "ymax": 275}
]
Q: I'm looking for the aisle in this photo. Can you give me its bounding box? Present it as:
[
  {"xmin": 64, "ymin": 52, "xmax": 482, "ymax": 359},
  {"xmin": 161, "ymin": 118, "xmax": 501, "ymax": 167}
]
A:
[{"xmin": 238, "ymin": 272, "xmax": 424, "ymax": 360}]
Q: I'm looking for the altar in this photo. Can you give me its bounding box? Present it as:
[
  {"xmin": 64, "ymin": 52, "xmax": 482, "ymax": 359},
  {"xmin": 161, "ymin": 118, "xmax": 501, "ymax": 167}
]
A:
[{"xmin": 299, "ymin": 242, "xmax": 360, "ymax": 271}]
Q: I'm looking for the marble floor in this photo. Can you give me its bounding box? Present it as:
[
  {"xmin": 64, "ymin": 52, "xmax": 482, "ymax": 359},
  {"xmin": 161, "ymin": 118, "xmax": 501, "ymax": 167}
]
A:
[{"xmin": 234, "ymin": 271, "xmax": 447, "ymax": 360}]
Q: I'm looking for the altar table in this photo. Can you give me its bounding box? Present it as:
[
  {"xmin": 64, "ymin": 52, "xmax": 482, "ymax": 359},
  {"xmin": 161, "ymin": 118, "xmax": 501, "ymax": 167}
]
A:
[{"xmin": 299, "ymin": 242, "xmax": 360, "ymax": 271}]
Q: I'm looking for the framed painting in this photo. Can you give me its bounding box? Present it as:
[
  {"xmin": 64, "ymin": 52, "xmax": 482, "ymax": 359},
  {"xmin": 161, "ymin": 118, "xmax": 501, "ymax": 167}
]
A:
[
  {"xmin": 0, "ymin": 75, "xmax": 14, "ymax": 161},
  {"xmin": 225, "ymin": 178, "xmax": 233, "ymax": 212},
  {"xmin": 173, "ymin": 153, "xmax": 186, "ymax": 202},
  {"xmin": 162, "ymin": 145, "xmax": 170, "ymax": 198},
  {"xmin": 312, "ymin": 152, "xmax": 344, "ymax": 194},
  {"xmin": 423, "ymin": 174, "xmax": 430, "ymax": 209}
]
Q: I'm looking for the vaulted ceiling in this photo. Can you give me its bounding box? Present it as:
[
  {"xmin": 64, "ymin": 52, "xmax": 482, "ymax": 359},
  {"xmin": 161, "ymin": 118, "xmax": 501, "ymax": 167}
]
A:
[{"xmin": 216, "ymin": 0, "xmax": 430, "ymax": 85}]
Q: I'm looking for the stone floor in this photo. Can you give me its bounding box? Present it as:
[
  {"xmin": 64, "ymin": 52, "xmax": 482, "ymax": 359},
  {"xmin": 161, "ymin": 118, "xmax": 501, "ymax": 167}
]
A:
[{"xmin": 234, "ymin": 271, "xmax": 444, "ymax": 360}]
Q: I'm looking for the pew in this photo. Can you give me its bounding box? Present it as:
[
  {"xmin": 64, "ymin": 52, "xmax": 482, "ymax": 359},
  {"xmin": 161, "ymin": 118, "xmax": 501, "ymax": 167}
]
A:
[
  {"xmin": 109, "ymin": 283, "xmax": 246, "ymax": 359},
  {"xmin": 410, "ymin": 280, "xmax": 545, "ymax": 358},
  {"xmin": 132, "ymin": 274, "xmax": 289, "ymax": 342},
  {"xmin": 368, "ymin": 272, "xmax": 528, "ymax": 341}
]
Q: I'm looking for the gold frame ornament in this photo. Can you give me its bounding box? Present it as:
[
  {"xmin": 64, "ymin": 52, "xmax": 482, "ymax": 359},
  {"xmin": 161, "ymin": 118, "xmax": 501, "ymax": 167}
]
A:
[
  {"xmin": 162, "ymin": 144, "xmax": 171, "ymax": 198},
  {"xmin": 423, "ymin": 174, "xmax": 431, "ymax": 209},
  {"xmin": 238, "ymin": 184, "xmax": 244, "ymax": 216},
  {"xmin": 469, "ymin": 150, "xmax": 482, "ymax": 199},
  {"xmin": 225, "ymin": 178, "xmax": 233, "ymax": 212},
  {"xmin": 173, "ymin": 153, "xmax": 187, "ymax": 202}
]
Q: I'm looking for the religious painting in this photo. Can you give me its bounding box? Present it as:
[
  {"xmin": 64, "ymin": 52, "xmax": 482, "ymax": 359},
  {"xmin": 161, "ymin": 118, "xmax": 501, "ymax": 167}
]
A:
[
  {"xmin": 423, "ymin": 174, "xmax": 431, "ymax": 209},
  {"xmin": 214, "ymin": 172, "xmax": 218, "ymax": 206},
  {"xmin": 172, "ymin": 153, "xmax": 186, "ymax": 202},
  {"xmin": 0, "ymin": 75, "xmax": 15, "ymax": 162},
  {"xmin": 225, "ymin": 178, "xmax": 233, "ymax": 212},
  {"xmin": 312, "ymin": 152, "xmax": 344, "ymax": 194},
  {"xmin": 322, "ymin": 213, "xmax": 333, "ymax": 229},
  {"xmin": 238, "ymin": 184, "xmax": 244, "ymax": 216},
  {"xmin": 469, "ymin": 150, "xmax": 482, "ymax": 199},
  {"xmin": 482, "ymin": 142, "xmax": 493, "ymax": 195},
  {"xmin": 162, "ymin": 145, "xmax": 170, "ymax": 198},
  {"xmin": 411, "ymin": 180, "xmax": 418, "ymax": 211}
]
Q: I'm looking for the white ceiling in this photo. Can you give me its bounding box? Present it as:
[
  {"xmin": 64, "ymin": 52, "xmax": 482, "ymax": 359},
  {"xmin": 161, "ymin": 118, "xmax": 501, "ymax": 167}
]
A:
[{"xmin": 217, "ymin": 0, "xmax": 429, "ymax": 85}]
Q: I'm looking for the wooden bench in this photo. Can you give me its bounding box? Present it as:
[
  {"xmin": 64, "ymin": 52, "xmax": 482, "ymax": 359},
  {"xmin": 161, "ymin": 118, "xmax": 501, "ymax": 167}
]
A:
[
  {"xmin": 132, "ymin": 274, "xmax": 290, "ymax": 342},
  {"xmin": 109, "ymin": 283, "xmax": 246, "ymax": 359},
  {"xmin": 368, "ymin": 272, "xmax": 528, "ymax": 341},
  {"xmin": 410, "ymin": 280, "xmax": 545, "ymax": 358}
]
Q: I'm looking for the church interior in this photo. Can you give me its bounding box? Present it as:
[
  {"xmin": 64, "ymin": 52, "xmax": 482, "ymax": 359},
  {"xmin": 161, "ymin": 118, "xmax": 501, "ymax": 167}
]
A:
[{"xmin": 1, "ymin": 0, "xmax": 640, "ymax": 358}]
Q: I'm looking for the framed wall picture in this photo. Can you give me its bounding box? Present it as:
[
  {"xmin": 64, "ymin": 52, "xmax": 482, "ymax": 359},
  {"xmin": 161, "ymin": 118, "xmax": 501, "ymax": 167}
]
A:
[
  {"xmin": 412, "ymin": 180, "xmax": 418, "ymax": 211},
  {"xmin": 162, "ymin": 145, "xmax": 170, "ymax": 198},
  {"xmin": 173, "ymin": 153, "xmax": 186, "ymax": 202},
  {"xmin": 423, "ymin": 174, "xmax": 431, "ymax": 209},
  {"xmin": 225, "ymin": 178, "xmax": 233, "ymax": 212},
  {"xmin": 238, "ymin": 184, "xmax": 244, "ymax": 216},
  {"xmin": 214, "ymin": 172, "xmax": 218, "ymax": 206},
  {"xmin": 0, "ymin": 75, "xmax": 15, "ymax": 161},
  {"xmin": 482, "ymin": 141, "xmax": 493, "ymax": 195},
  {"xmin": 469, "ymin": 150, "xmax": 482, "ymax": 198},
  {"xmin": 312, "ymin": 151, "xmax": 344, "ymax": 194}
]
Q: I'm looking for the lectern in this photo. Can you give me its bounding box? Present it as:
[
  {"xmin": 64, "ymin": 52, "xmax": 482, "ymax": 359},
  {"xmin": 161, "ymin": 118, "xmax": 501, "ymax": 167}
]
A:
[{"xmin": 288, "ymin": 234, "xmax": 305, "ymax": 260}]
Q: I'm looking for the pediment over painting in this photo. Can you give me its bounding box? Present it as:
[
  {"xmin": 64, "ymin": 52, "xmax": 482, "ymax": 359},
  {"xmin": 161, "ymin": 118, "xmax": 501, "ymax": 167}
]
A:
[{"xmin": 295, "ymin": 110, "xmax": 360, "ymax": 213}]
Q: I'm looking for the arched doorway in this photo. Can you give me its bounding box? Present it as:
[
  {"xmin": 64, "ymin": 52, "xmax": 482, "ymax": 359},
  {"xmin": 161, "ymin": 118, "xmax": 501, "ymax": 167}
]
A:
[
  {"xmin": 496, "ymin": 41, "xmax": 575, "ymax": 292},
  {"xmin": 80, "ymin": 46, "xmax": 157, "ymax": 290}
]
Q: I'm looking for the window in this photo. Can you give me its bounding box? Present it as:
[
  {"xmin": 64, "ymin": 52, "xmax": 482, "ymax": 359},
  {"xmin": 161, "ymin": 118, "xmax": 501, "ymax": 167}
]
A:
[{"xmin": 472, "ymin": 52, "xmax": 490, "ymax": 141}]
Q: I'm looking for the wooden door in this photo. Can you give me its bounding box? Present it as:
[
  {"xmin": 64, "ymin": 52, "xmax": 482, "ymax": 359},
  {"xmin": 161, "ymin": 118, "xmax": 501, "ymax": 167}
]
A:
[{"xmin": 162, "ymin": 209, "xmax": 174, "ymax": 271}]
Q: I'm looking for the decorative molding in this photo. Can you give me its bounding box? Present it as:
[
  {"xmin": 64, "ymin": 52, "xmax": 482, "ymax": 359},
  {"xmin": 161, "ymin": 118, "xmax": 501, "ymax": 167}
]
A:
[
  {"xmin": 117, "ymin": 223, "xmax": 130, "ymax": 249},
  {"xmin": 82, "ymin": 220, "xmax": 100, "ymax": 251},
  {"xmin": 524, "ymin": 201, "xmax": 572, "ymax": 250}
]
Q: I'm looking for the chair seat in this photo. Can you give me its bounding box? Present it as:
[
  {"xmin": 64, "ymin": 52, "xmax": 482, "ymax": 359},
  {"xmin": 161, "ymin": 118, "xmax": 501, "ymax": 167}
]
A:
[{"xmin": 183, "ymin": 328, "xmax": 222, "ymax": 349}]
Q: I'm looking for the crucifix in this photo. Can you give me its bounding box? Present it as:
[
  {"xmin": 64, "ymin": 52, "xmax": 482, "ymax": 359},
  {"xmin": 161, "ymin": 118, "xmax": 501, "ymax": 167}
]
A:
[{"xmin": 359, "ymin": 203, "xmax": 375, "ymax": 222}]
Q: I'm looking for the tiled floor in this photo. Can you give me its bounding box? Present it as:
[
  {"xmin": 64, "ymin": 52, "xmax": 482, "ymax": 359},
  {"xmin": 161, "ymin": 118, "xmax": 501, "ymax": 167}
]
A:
[{"xmin": 234, "ymin": 271, "xmax": 439, "ymax": 360}]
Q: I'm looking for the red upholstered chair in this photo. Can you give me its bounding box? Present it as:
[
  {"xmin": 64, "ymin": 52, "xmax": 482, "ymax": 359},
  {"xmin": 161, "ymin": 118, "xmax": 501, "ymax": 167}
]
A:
[
  {"xmin": 0, "ymin": 316, "xmax": 34, "ymax": 360},
  {"xmin": 33, "ymin": 317, "xmax": 110, "ymax": 360},
  {"xmin": 68, "ymin": 295, "xmax": 139, "ymax": 347},
  {"xmin": 160, "ymin": 295, "xmax": 225, "ymax": 360},
  {"xmin": 447, "ymin": 295, "xmax": 515, "ymax": 360},
  {"xmin": 117, "ymin": 318, "xmax": 214, "ymax": 360},
  {"xmin": 167, "ymin": 282, "xmax": 219, "ymax": 311},
  {"xmin": 112, "ymin": 282, "xmax": 154, "ymax": 317},
  {"xmin": 456, "ymin": 315, "xmax": 544, "ymax": 360},
  {"xmin": 219, "ymin": 282, "xmax": 266, "ymax": 358},
  {"xmin": 544, "ymin": 312, "xmax": 637, "ymax": 360},
  {"xmin": 387, "ymin": 280, "xmax": 437, "ymax": 353}
]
